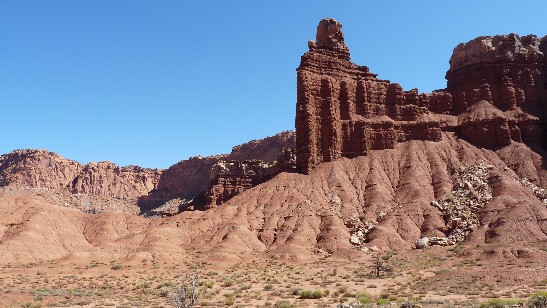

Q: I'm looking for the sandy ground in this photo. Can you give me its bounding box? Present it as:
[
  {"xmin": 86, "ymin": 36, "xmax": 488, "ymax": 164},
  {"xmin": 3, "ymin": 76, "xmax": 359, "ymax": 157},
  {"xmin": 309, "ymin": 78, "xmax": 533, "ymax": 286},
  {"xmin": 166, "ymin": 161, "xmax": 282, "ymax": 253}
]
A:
[{"xmin": 1, "ymin": 244, "xmax": 547, "ymax": 308}]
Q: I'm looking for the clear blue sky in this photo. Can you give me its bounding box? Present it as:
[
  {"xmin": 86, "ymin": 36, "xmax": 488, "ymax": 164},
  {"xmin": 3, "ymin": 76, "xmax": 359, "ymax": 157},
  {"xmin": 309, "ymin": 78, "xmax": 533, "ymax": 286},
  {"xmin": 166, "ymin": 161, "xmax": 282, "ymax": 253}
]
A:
[{"xmin": 1, "ymin": 1, "xmax": 546, "ymax": 168}]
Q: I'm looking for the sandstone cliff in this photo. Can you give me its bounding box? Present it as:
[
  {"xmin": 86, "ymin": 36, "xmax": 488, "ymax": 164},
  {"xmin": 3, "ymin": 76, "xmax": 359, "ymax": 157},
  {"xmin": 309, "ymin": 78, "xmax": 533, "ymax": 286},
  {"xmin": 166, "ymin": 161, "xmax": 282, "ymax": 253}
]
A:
[
  {"xmin": 0, "ymin": 149, "xmax": 161, "ymax": 213},
  {"xmin": 70, "ymin": 161, "xmax": 160, "ymax": 200},
  {"xmin": 1, "ymin": 19, "xmax": 547, "ymax": 261},
  {"xmin": 138, "ymin": 131, "xmax": 295, "ymax": 209},
  {"xmin": 1, "ymin": 132, "xmax": 296, "ymax": 214},
  {"xmin": 0, "ymin": 149, "xmax": 82, "ymax": 190},
  {"xmin": 296, "ymin": 19, "xmax": 547, "ymax": 174}
]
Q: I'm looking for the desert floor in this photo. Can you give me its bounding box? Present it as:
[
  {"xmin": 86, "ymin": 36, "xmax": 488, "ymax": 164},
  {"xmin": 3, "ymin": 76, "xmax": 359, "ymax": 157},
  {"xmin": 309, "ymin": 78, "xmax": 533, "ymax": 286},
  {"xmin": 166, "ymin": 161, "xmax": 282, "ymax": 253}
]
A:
[{"xmin": 1, "ymin": 243, "xmax": 547, "ymax": 308}]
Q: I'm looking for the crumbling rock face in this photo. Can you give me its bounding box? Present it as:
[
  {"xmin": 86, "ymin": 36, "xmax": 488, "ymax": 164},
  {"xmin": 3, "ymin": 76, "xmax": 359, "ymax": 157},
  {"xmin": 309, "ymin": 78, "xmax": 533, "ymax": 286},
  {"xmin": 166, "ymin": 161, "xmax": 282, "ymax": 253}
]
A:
[
  {"xmin": 204, "ymin": 160, "xmax": 276, "ymax": 207},
  {"xmin": 0, "ymin": 149, "xmax": 82, "ymax": 190},
  {"xmin": 0, "ymin": 149, "xmax": 161, "ymax": 213},
  {"xmin": 297, "ymin": 19, "xmax": 443, "ymax": 173},
  {"xmin": 426, "ymin": 161, "xmax": 494, "ymax": 247},
  {"xmin": 138, "ymin": 131, "xmax": 296, "ymax": 209},
  {"xmin": 70, "ymin": 161, "xmax": 160, "ymax": 200},
  {"xmin": 446, "ymin": 34, "xmax": 547, "ymax": 132},
  {"xmin": 297, "ymin": 19, "xmax": 547, "ymax": 173},
  {"xmin": 203, "ymin": 148, "xmax": 297, "ymax": 208},
  {"xmin": 229, "ymin": 131, "xmax": 295, "ymax": 162}
]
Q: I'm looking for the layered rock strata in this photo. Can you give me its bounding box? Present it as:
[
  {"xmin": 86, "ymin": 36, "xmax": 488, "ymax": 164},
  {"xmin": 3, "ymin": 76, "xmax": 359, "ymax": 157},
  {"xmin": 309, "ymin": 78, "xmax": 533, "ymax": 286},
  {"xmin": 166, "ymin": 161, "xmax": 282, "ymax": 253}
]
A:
[
  {"xmin": 203, "ymin": 148, "xmax": 297, "ymax": 208},
  {"xmin": 296, "ymin": 19, "xmax": 443, "ymax": 173},
  {"xmin": 0, "ymin": 149, "xmax": 161, "ymax": 213},
  {"xmin": 204, "ymin": 160, "xmax": 277, "ymax": 207},
  {"xmin": 1, "ymin": 132, "xmax": 296, "ymax": 214},
  {"xmin": 138, "ymin": 131, "xmax": 296, "ymax": 209},
  {"xmin": 296, "ymin": 18, "xmax": 547, "ymax": 173},
  {"xmin": 447, "ymin": 34, "xmax": 547, "ymax": 114},
  {"xmin": 447, "ymin": 34, "xmax": 547, "ymax": 147}
]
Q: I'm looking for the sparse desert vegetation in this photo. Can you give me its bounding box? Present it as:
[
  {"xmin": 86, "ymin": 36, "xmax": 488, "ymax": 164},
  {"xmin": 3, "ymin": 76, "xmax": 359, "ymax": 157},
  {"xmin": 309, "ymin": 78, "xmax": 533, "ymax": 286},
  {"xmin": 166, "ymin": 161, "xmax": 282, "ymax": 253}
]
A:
[
  {"xmin": 1, "ymin": 245, "xmax": 547, "ymax": 307},
  {"xmin": 2, "ymin": 3, "xmax": 547, "ymax": 308}
]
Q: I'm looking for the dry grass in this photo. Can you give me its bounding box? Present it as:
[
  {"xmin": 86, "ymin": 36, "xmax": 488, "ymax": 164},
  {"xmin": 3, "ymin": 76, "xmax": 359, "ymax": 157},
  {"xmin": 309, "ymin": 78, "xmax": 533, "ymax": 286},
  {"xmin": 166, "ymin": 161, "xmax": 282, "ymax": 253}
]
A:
[{"xmin": 1, "ymin": 245, "xmax": 547, "ymax": 307}]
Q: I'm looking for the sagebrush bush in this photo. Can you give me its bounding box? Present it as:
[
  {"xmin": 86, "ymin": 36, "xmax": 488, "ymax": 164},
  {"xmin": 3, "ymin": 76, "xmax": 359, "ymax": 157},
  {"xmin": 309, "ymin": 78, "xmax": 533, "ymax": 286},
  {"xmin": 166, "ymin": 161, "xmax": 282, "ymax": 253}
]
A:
[
  {"xmin": 355, "ymin": 291, "xmax": 372, "ymax": 304},
  {"xmin": 480, "ymin": 298, "xmax": 522, "ymax": 308},
  {"xmin": 299, "ymin": 289, "xmax": 323, "ymax": 299},
  {"xmin": 527, "ymin": 291, "xmax": 547, "ymax": 307}
]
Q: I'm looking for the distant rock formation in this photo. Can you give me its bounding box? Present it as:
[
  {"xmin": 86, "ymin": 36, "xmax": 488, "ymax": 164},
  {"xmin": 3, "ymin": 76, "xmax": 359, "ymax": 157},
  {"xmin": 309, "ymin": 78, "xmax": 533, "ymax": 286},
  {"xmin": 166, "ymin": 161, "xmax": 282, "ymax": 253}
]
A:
[
  {"xmin": 0, "ymin": 149, "xmax": 82, "ymax": 190},
  {"xmin": 70, "ymin": 161, "xmax": 159, "ymax": 200},
  {"xmin": 138, "ymin": 131, "xmax": 296, "ymax": 210},
  {"xmin": 228, "ymin": 131, "xmax": 295, "ymax": 162},
  {"xmin": 0, "ymin": 132, "xmax": 296, "ymax": 214},
  {"xmin": 202, "ymin": 147, "xmax": 297, "ymax": 208},
  {"xmin": 296, "ymin": 18, "xmax": 547, "ymax": 174},
  {"xmin": 0, "ymin": 149, "xmax": 161, "ymax": 213},
  {"xmin": 204, "ymin": 160, "xmax": 276, "ymax": 207}
]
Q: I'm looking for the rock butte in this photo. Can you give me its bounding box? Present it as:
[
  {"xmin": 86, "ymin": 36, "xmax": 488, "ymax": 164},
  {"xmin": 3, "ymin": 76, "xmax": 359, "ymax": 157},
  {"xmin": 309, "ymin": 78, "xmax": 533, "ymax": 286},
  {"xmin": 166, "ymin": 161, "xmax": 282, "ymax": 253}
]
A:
[
  {"xmin": 1, "ymin": 19, "xmax": 547, "ymax": 262},
  {"xmin": 296, "ymin": 18, "xmax": 547, "ymax": 174},
  {"xmin": 0, "ymin": 131, "xmax": 296, "ymax": 214}
]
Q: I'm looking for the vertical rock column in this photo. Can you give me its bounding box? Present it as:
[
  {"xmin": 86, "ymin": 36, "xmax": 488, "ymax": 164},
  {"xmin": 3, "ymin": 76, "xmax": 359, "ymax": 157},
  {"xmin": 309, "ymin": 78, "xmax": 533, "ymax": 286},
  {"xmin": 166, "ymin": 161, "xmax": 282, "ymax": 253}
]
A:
[
  {"xmin": 319, "ymin": 79, "xmax": 342, "ymax": 162},
  {"xmin": 296, "ymin": 73, "xmax": 320, "ymax": 174}
]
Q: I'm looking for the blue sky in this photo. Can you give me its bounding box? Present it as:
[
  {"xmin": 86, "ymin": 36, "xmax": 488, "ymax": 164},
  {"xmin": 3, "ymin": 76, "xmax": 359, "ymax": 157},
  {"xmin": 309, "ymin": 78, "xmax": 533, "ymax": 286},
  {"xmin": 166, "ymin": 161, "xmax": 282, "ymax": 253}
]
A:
[{"xmin": 1, "ymin": 1, "xmax": 546, "ymax": 168}]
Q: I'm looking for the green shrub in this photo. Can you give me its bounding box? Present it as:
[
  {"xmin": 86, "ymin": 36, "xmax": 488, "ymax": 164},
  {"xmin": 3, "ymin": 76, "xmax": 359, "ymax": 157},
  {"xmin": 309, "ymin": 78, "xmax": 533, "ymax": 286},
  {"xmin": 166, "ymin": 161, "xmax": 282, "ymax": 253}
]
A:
[
  {"xmin": 238, "ymin": 283, "xmax": 251, "ymax": 291},
  {"xmin": 299, "ymin": 289, "xmax": 323, "ymax": 299},
  {"xmin": 376, "ymin": 298, "xmax": 390, "ymax": 305},
  {"xmin": 157, "ymin": 280, "xmax": 176, "ymax": 289},
  {"xmin": 199, "ymin": 280, "xmax": 214, "ymax": 288},
  {"xmin": 355, "ymin": 292, "xmax": 372, "ymax": 304},
  {"xmin": 529, "ymin": 290, "xmax": 547, "ymax": 299},
  {"xmin": 159, "ymin": 287, "xmax": 170, "ymax": 297},
  {"xmin": 222, "ymin": 278, "xmax": 234, "ymax": 287},
  {"xmin": 480, "ymin": 298, "xmax": 522, "ymax": 307},
  {"xmin": 274, "ymin": 300, "xmax": 294, "ymax": 308},
  {"xmin": 528, "ymin": 291, "xmax": 547, "ymax": 307},
  {"xmin": 290, "ymin": 288, "xmax": 302, "ymax": 296}
]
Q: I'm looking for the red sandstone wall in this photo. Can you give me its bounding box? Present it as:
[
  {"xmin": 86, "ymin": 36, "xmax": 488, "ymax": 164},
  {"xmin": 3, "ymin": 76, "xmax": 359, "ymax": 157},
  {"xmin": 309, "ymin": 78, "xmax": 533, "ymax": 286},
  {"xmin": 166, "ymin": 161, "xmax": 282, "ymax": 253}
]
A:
[{"xmin": 296, "ymin": 19, "xmax": 547, "ymax": 174}]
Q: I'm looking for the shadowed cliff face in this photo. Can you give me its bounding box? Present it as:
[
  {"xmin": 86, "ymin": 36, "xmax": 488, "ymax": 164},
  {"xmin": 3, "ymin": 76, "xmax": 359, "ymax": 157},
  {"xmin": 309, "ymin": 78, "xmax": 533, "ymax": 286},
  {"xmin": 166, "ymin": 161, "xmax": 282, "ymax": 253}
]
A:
[
  {"xmin": 297, "ymin": 19, "xmax": 547, "ymax": 174},
  {"xmin": 447, "ymin": 34, "xmax": 547, "ymax": 149}
]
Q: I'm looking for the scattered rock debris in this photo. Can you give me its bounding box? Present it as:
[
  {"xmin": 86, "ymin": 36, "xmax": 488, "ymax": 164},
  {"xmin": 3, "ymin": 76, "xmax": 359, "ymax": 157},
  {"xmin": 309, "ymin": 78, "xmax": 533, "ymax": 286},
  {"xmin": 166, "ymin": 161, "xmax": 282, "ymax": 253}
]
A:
[
  {"xmin": 418, "ymin": 161, "xmax": 494, "ymax": 248},
  {"xmin": 518, "ymin": 177, "xmax": 547, "ymax": 205}
]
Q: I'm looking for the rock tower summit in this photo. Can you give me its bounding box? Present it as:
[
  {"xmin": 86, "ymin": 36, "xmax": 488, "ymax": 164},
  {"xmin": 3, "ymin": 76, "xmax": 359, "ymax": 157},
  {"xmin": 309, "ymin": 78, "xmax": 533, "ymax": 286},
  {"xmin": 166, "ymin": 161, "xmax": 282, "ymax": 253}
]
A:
[
  {"xmin": 296, "ymin": 18, "xmax": 444, "ymax": 174},
  {"xmin": 310, "ymin": 18, "xmax": 351, "ymax": 60},
  {"xmin": 296, "ymin": 18, "xmax": 547, "ymax": 174}
]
